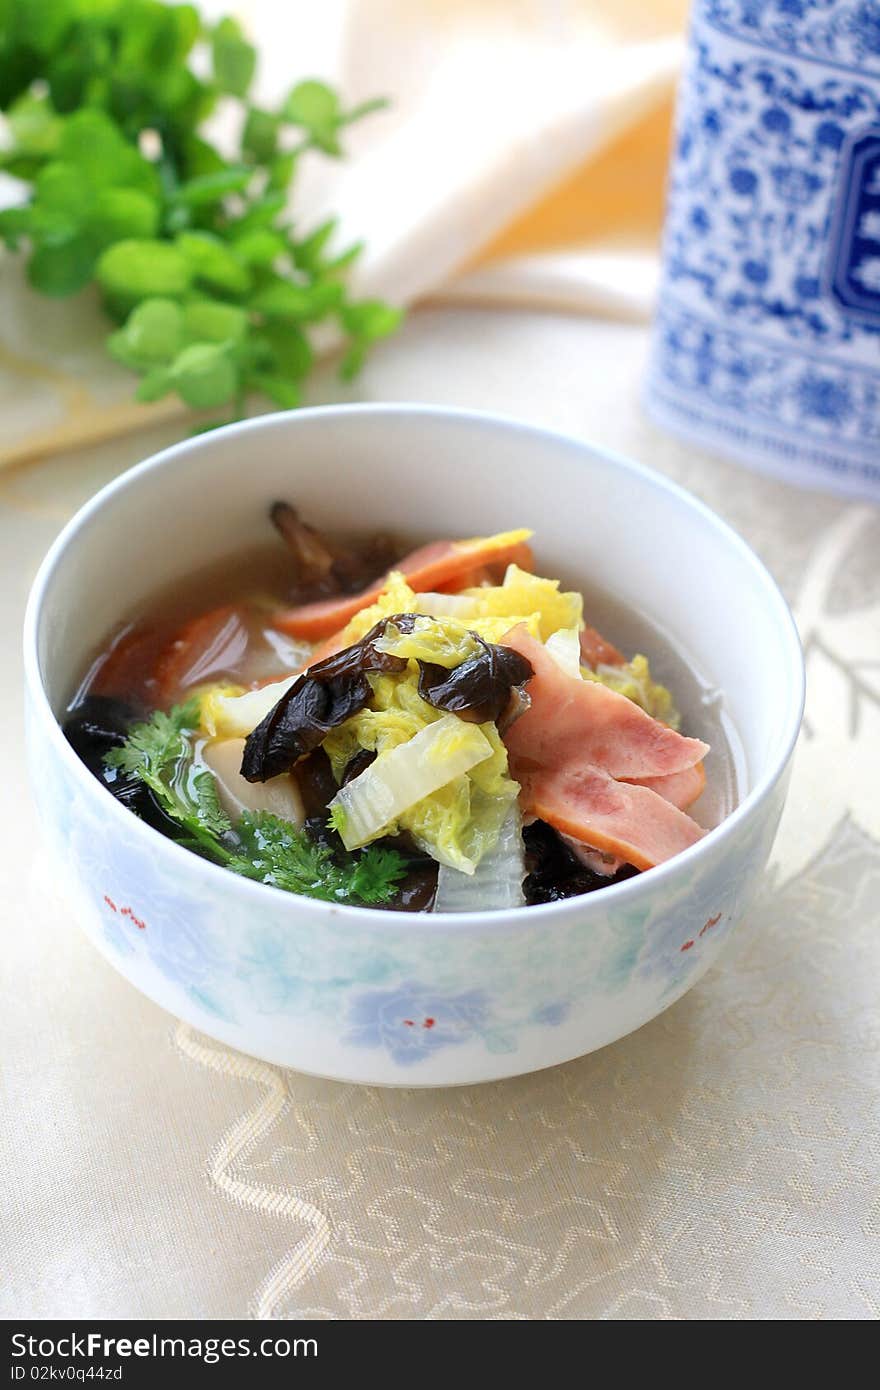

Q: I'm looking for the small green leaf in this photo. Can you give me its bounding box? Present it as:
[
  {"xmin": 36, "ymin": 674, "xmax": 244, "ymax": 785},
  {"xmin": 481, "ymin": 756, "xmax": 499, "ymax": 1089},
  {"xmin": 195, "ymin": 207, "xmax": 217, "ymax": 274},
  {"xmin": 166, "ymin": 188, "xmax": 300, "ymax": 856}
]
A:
[
  {"xmin": 171, "ymin": 3, "xmax": 201, "ymax": 60},
  {"xmin": 120, "ymin": 298, "xmax": 185, "ymax": 364},
  {"xmin": 183, "ymin": 300, "xmax": 248, "ymax": 345},
  {"xmin": 341, "ymin": 300, "xmax": 403, "ymax": 340},
  {"xmin": 282, "ymin": 80, "xmax": 342, "ymax": 155},
  {"xmin": 0, "ymin": 153, "xmax": 45, "ymax": 181},
  {"xmin": 232, "ymin": 229, "xmax": 285, "ymax": 267},
  {"xmin": 15, "ymin": 0, "xmax": 71, "ymax": 55},
  {"xmin": 7, "ymin": 92, "xmax": 62, "ymax": 157},
  {"xmin": 292, "ymin": 217, "xmax": 337, "ymax": 273},
  {"xmin": 231, "ymin": 193, "xmax": 286, "ymax": 236},
  {"xmin": 28, "ymin": 234, "xmax": 97, "ymax": 297},
  {"xmin": 117, "ymin": 1, "xmax": 195, "ymax": 75},
  {"xmin": 267, "ymin": 149, "xmax": 297, "ymax": 191},
  {"xmin": 302, "ymin": 280, "xmax": 345, "ymax": 316},
  {"xmin": 97, "ymin": 238, "xmax": 192, "ymax": 305},
  {"xmin": 170, "ymin": 342, "xmax": 238, "ymax": 408},
  {"xmin": 255, "ymin": 321, "xmax": 313, "ymax": 378},
  {"xmin": 179, "ymin": 134, "xmax": 229, "ymax": 181},
  {"xmin": 248, "ymin": 373, "xmax": 301, "ymax": 409},
  {"xmin": 0, "ymin": 205, "xmax": 32, "ymax": 248},
  {"xmin": 176, "ymin": 231, "xmax": 251, "ymax": 294},
  {"xmin": 92, "ymin": 187, "xmax": 160, "ymax": 244},
  {"xmin": 249, "ymin": 278, "xmax": 311, "ymax": 319},
  {"xmin": 283, "ymin": 79, "xmax": 339, "ymax": 131},
  {"xmin": 106, "ymin": 330, "xmax": 139, "ymax": 369},
  {"xmin": 324, "ymin": 240, "xmax": 364, "ymax": 275},
  {"xmin": 340, "ymin": 97, "xmax": 389, "ymax": 127},
  {"xmin": 251, "ymin": 276, "xmax": 342, "ymax": 320},
  {"xmin": 46, "ymin": 51, "xmax": 90, "ymax": 116},
  {"xmin": 242, "ymin": 107, "xmax": 279, "ymax": 164},
  {"xmin": 57, "ymin": 108, "xmax": 153, "ymax": 191},
  {"xmin": 66, "ymin": 0, "xmax": 120, "ymax": 20},
  {"xmin": 33, "ymin": 161, "xmax": 84, "ymax": 219},
  {"xmin": 339, "ymin": 340, "xmax": 367, "ymax": 382},
  {"xmin": 135, "ymin": 366, "xmax": 173, "ymax": 403},
  {"xmin": 212, "ymin": 17, "xmax": 256, "ymax": 98},
  {"xmin": 172, "ymin": 166, "xmax": 253, "ymax": 208}
]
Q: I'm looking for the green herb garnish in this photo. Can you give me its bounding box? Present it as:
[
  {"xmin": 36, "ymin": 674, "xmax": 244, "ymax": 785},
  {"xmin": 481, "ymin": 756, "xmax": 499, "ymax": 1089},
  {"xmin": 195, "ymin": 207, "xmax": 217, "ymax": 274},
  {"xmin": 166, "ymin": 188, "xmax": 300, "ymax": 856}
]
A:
[
  {"xmin": 227, "ymin": 812, "xmax": 408, "ymax": 905},
  {"xmin": 105, "ymin": 701, "xmax": 408, "ymax": 906},
  {"xmin": 0, "ymin": 0, "xmax": 401, "ymax": 420}
]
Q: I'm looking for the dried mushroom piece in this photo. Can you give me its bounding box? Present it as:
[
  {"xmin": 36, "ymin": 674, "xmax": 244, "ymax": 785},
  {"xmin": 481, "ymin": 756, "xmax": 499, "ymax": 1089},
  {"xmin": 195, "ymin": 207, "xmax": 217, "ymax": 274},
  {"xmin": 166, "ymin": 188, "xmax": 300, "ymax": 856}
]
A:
[
  {"xmin": 240, "ymin": 616, "xmax": 416, "ymax": 782},
  {"xmin": 416, "ymin": 638, "xmax": 533, "ymax": 724},
  {"xmin": 270, "ymin": 501, "xmax": 400, "ymax": 602}
]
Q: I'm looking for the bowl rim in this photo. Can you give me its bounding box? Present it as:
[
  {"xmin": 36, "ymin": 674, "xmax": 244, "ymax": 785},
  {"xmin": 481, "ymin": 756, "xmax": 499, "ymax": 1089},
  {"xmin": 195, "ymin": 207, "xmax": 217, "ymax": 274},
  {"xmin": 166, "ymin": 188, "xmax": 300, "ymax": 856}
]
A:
[{"xmin": 23, "ymin": 402, "xmax": 806, "ymax": 931}]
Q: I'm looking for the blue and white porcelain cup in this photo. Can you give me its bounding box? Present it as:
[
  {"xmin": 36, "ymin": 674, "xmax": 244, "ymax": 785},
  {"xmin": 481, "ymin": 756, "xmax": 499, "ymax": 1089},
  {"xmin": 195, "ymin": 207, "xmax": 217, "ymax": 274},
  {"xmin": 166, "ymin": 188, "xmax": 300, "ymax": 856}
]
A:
[{"xmin": 645, "ymin": 0, "xmax": 880, "ymax": 501}]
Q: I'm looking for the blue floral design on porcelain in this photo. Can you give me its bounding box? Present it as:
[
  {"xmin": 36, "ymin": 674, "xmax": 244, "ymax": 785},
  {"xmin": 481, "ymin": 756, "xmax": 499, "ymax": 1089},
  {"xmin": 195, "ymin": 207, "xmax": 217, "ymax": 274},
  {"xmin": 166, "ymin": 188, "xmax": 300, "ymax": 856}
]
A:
[
  {"xmin": 33, "ymin": 724, "xmax": 237, "ymax": 1019},
  {"xmin": 70, "ymin": 818, "xmax": 227, "ymax": 987},
  {"xmin": 705, "ymin": 0, "xmax": 880, "ymax": 72},
  {"xmin": 646, "ymin": 0, "xmax": 880, "ymax": 494},
  {"xmin": 634, "ymin": 875, "xmax": 737, "ymax": 1001},
  {"xmin": 633, "ymin": 788, "xmax": 784, "ymax": 1003},
  {"xmin": 343, "ymin": 983, "xmax": 573, "ymax": 1065},
  {"xmin": 345, "ymin": 982, "xmax": 491, "ymax": 1065}
]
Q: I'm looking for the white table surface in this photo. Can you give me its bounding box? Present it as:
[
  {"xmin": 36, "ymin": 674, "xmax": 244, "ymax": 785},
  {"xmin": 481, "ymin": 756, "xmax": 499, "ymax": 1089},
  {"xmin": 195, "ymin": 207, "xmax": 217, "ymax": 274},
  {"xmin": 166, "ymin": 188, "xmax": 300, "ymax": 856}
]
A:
[{"xmin": 3, "ymin": 306, "xmax": 878, "ymax": 1320}]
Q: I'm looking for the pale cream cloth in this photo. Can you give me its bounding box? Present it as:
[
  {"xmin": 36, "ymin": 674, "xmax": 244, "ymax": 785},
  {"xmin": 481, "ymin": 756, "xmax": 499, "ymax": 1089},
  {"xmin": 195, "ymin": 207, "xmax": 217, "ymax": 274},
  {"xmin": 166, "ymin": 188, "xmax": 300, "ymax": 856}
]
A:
[
  {"xmin": 0, "ymin": 0, "xmax": 684, "ymax": 467},
  {"xmin": 290, "ymin": 0, "xmax": 681, "ymax": 311}
]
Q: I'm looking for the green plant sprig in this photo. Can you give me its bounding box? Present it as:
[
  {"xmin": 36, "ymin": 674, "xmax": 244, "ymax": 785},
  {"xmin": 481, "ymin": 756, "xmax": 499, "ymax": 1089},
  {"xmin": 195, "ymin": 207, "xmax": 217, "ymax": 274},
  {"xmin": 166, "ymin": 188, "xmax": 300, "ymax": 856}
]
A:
[
  {"xmin": 0, "ymin": 0, "xmax": 401, "ymax": 419},
  {"xmin": 104, "ymin": 700, "xmax": 409, "ymax": 906}
]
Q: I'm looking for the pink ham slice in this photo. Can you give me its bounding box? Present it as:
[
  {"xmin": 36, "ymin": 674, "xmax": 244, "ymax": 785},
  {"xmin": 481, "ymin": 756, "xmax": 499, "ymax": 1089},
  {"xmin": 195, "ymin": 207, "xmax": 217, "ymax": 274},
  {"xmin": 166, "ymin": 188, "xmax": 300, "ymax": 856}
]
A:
[
  {"xmin": 502, "ymin": 625, "xmax": 708, "ymax": 870},
  {"xmin": 502, "ymin": 626, "xmax": 708, "ymax": 781},
  {"xmin": 273, "ymin": 534, "xmax": 535, "ymax": 640},
  {"xmin": 520, "ymin": 766, "xmax": 706, "ymax": 871},
  {"xmin": 632, "ymin": 762, "xmax": 706, "ymax": 811},
  {"xmin": 560, "ymin": 766, "xmax": 706, "ymax": 873},
  {"xmin": 579, "ymin": 625, "xmax": 625, "ymax": 668}
]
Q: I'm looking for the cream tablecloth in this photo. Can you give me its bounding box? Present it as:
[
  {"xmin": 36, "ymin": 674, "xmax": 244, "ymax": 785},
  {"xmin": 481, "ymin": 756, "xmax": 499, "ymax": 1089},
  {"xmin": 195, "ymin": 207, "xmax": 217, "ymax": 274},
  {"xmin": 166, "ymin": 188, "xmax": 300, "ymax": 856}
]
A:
[{"xmin": 3, "ymin": 306, "xmax": 879, "ymax": 1321}]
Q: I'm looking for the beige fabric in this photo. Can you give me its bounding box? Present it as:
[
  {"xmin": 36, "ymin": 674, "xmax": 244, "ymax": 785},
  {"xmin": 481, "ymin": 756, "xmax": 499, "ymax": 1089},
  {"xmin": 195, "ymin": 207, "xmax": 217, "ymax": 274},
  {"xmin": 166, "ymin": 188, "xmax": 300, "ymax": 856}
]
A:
[{"xmin": 3, "ymin": 307, "xmax": 878, "ymax": 1320}]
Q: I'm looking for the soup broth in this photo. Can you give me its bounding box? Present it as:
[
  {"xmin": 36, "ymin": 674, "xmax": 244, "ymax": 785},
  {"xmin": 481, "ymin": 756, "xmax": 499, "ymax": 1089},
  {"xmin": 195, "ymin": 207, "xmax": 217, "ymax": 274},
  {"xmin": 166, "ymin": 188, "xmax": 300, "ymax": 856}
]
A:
[{"xmin": 64, "ymin": 523, "xmax": 742, "ymax": 912}]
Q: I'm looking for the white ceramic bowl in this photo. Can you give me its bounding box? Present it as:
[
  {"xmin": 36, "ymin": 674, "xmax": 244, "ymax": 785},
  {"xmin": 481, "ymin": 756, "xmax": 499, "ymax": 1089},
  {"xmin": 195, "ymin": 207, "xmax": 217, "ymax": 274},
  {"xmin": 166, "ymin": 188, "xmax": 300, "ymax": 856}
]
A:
[{"xmin": 24, "ymin": 405, "xmax": 804, "ymax": 1086}]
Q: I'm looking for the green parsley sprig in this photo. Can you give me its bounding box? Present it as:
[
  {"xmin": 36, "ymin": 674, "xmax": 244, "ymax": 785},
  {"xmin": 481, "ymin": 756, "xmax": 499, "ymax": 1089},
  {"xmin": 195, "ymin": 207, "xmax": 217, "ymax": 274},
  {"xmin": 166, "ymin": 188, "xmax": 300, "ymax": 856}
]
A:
[
  {"xmin": 105, "ymin": 700, "xmax": 408, "ymax": 906},
  {"xmin": 0, "ymin": 0, "xmax": 401, "ymax": 420}
]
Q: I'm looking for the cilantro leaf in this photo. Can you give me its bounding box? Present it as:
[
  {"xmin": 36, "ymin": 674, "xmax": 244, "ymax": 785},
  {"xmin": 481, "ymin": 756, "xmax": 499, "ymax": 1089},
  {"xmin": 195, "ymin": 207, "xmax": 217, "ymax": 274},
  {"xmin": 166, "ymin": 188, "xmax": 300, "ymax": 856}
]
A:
[
  {"xmin": 188, "ymin": 768, "xmax": 234, "ymax": 839},
  {"xmin": 104, "ymin": 699, "xmax": 200, "ymax": 784},
  {"xmin": 104, "ymin": 703, "xmax": 409, "ymax": 906},
  {"xmin": 349, "ymin": 845, "xmax": 410, "ymax": 905},
  {"xmin": 104, "ymin": 699, "xmax": 233, "ymax": 859},
  {"xmin": 230, "ymin": 812, "xmax": 408, "ymax": 905}
]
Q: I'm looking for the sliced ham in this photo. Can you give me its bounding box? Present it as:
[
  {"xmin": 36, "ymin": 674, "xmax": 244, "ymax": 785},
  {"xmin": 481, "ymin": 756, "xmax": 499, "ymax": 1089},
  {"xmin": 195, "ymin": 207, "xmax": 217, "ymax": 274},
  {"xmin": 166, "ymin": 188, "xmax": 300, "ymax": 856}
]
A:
[
  {"xmin": 156, "ymin": 605, "xmax": 250, "ymax": 703},
  {"xmin": 579, "ymin": 625, "xmax": 624, "ymax": 668},
  {"xmin": 633, "ymin": 762, "xmax": 706, "ymax": 811},
  {"xmin": 273, "ymin": 531, "xmax": 535, "ymax": 640},
  {"xmin": 558, "ymin": 761, "xmax": 705, "ymax": 873},
  {"xmin": 502, "ymin": 626, "xmax": 708, "ymax": 782},
  {"xmin": 521, "ymin": 765, "xmax": 706, "ymax": 870}
]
